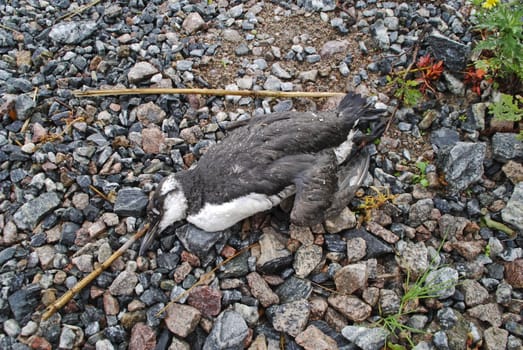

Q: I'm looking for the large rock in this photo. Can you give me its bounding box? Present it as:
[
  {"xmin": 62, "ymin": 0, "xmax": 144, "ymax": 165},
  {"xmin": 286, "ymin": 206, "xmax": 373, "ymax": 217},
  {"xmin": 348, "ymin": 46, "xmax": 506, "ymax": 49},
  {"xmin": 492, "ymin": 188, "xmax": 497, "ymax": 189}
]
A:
[
  {"xmin": 203, "ymin": 310, "xmax": 248, "ymax": 350},
  {"xmin": 49, "ymin": 21, "xmax": 97, "ymax": 44},
  {"xmin": 113, "ymin": 187, "xmax": 148, "ymax": 216},
  {"xmin": 440, "ymin": 142, "xmax": 486, "ymax": 193},
  {"xmin": 502, "ymin": 182, "xmax": 523, "ymax": 231},
  {"xmin": 13, "ymin": 192, "xmax": 61, "ymax": 230},
  {"xmin": 492, "ymin": 133, "xmax": 523, "ymax": 162},
  {"xmin": 425, "ymin": 30, "xmax": 470, "ymax": 71}
]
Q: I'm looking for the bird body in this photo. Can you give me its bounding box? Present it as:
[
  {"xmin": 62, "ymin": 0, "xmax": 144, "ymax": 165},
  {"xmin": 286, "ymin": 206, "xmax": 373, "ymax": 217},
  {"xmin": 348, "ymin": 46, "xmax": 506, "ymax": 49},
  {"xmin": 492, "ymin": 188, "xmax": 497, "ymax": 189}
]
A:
[{"xmin": 141, "ymin": 92, "xmax": 386, "ymax": 254}]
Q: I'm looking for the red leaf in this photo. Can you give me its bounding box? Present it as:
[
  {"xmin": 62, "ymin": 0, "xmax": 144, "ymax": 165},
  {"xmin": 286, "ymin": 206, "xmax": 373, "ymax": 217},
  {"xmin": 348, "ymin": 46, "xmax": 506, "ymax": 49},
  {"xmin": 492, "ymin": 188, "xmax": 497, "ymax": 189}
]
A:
[{"xmin": 416, "ymin": 54, "xmax": 433, "ymax": 68}]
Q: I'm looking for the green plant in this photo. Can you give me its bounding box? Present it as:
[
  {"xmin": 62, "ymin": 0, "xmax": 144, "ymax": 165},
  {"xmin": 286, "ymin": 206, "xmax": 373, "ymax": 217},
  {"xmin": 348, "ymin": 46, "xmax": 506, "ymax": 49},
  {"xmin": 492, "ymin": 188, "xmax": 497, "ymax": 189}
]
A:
[
  {"xmin": 388, "ymin": 77, "xmax": 423, "ymax": 107},
  {"xmin": 484, "ymin": 243, "xmax": 491, "ymax": 258},
  {"xmin": 375, "ymin": 239, "xmax": 457, "ymax": 348},
  {"xmin": 471, "ymin": 0, "xmax": 523, "ymax": 82},
  {"xmin": 412, "ymin": 161, "xmax": 429, "ymax": 187},
  {"xmin": 387, "ymin": 54, "xmax": 444, "ymax": 107},
  {"xmin": 489, "ymin": 93, "xmax": 523, "ymax": 138}
]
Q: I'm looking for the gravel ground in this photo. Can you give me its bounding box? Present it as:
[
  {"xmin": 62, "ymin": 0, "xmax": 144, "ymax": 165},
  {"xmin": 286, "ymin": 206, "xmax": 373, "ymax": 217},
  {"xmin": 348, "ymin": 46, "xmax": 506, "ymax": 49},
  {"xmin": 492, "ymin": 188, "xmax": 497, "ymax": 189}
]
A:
[{"xmin": 0, "ymin": 0, "xmax": 522, "ymax": 349}]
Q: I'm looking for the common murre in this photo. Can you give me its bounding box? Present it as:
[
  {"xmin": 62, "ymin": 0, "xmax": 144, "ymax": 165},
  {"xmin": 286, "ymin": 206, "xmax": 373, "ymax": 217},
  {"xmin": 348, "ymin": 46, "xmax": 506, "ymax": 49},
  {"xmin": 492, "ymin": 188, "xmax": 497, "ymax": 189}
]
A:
[{"xmin": 139, "ymin": 92, "xmax": 386, "ymax": 255}]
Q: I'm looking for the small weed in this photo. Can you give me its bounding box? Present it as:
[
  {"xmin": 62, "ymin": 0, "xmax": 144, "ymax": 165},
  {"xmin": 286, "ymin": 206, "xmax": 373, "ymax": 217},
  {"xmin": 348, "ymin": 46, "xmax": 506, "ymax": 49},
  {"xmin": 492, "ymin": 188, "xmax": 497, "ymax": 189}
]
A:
[
  {"xmin": 387, "ymin": 54, "xmax": 444, "ymax": 107},
  {"xmin": 489, "ymin": 93, "xmax": 523, "ymax": 139},
  {"xmin": 411, "ymin": 161, "xmax": 430, "ymax": 187},
  {"xmin": 376, "ymin": 239, "xmax": 457, "ymax": 348},
  {"xmin": 484, "ymin": 243, "xmax": 491, "ymax": 258}
]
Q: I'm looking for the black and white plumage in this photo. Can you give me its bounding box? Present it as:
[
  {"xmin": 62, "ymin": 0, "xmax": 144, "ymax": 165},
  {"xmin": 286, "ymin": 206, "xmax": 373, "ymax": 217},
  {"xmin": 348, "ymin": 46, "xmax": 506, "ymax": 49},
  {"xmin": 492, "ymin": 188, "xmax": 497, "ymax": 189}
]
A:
[{"xmin": 140, "ymin": 92, "xmax": 386, "ymax": 255}]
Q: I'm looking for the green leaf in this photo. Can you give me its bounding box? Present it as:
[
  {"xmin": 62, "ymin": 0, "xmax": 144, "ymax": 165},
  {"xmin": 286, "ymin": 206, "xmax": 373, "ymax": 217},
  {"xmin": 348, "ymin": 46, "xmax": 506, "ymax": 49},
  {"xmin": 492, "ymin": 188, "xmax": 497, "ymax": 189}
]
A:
[{"xmin": 489, "ymin": 93, "xmax": 523, "ymax": 122}]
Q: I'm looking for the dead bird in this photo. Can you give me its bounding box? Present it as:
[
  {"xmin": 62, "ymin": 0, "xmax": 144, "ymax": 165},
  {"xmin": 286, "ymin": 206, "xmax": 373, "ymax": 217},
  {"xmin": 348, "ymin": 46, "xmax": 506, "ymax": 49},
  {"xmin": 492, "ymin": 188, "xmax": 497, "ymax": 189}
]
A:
[{"xmin": 140, "ymin": 92, "xmax": 386, "ymax": 254}]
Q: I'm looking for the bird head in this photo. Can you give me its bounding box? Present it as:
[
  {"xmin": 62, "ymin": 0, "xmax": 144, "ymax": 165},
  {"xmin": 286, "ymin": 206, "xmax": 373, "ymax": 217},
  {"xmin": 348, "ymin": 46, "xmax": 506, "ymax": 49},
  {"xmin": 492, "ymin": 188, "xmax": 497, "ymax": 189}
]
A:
[{"xmin": 139, "ymin": 174, "xmax": 188, "ymax": 255}]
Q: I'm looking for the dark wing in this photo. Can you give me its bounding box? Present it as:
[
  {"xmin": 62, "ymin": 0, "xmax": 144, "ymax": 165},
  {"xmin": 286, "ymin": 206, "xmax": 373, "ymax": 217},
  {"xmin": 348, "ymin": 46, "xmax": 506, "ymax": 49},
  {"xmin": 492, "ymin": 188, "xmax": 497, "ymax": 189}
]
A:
[
  {"xmin": 289, "ymin": 151, "xmax": 338, "ymax": 226},
  {"xmin": 192, "ymin": 111, "xmax": 347, "ymax": 204}
]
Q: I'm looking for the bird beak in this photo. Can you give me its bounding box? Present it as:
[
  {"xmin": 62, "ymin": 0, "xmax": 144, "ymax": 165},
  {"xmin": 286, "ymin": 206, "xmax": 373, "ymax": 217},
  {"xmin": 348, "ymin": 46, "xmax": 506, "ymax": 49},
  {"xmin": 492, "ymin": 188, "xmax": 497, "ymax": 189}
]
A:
[{"xmin": 139, "ymin": 221, "xmax": 160, "ymax": 256}]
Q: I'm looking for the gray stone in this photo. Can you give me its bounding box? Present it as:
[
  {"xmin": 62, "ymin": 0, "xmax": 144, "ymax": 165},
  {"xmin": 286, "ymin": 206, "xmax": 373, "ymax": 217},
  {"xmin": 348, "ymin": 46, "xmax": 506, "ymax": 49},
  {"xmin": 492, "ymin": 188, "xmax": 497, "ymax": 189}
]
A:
[
  {"xmin": 334, "ymin": 263, "xmax": 368, "ymax": 294},
  {"xmin": 293, "ymin": 244, "xmax": 323, "ymax": 278},
  {"xmin": 49, "ymin": 21, "xmax": 97, "ymax": 44},
  {"xmin": 484, "ymin": 327, "xmax": 508, "ymax": 350},
  {"xmin": 343, "ymin": 229, "xmax": 393, "ymax": 258},
  {"xmin": 441, "ymin": 142, "xmax": 486, "ymax": 193},
  {"xmin": 492, "ymin": 132, "xmax": 523, "ymax": 162},
  {"xmin": 461, "ymin": 279, "xmax": 489, "ymax": 307},
  {"xmin": 13, "ymin": 192, "xmax": 61, "ymax": 230},
  {"xmin": 502, "ymin": 182, "xmax": 523, "ymax": 231},
  {"xmin": 275, "ymin": 276, "xmax": 312, "ymax": 304},
  {"xmin": 113, "ymin": 187, "xmax": 148, "ymax": 216},
  {"xmin": 183, "ymin": 12, "xmax": 205, "ymax": 34},
  {"xmin": 3, "ymin": 319, "xmax": 20, "ymax": 337},
  {"xmin": 8, "ymin": 284, "xmax": 41, "ymax": 323},
  {"xmin": 379, "ymin": 289, "xmax": 401, "ymax": 316},
  {"xmin": 437, "ymin": 307, "xmax": 458, "ymax": 329},
  {"xmin": 263, "ymin": 76, "xmax": 282, "ymax": 91},
  {"xmin": 203, "ymin": 310, "xmax": 248, "ymax": 350},
  {"xmin": 370, "ymin": 19, "xmax": 390, "ymax": 50},
  {"xmin": 341, "ymin": 326, "xmax": 388, "ymax": 350},
  {"xmin": 407, "ymin": 198, "xmax": 434, "ymax": 227},
  {"xmin": 176, "ymin": 224, "xmax": 229, "ymax": 258},
  {"xmin": 128, "ymin": 62, "xmax": 159, "ymax": 84},
  {"xmin": 396, "ymin": 241, "xmax": 429, "ymax": 277},
  {"xmin": 271, "ymin": 62, "xmax": 292, "ymax": 79},
  {"xmin": 443, "ymin": 71, "xmax": 465, "ymax": 96},
  {"xmin": 325, "ymin": 207, "xmax": 357, "ymax": 233},
  {"xmin": 320, "ymin": 40, "xmax": 350, "ymax": 57},
  {"xmin": 268, "ymin": 299, "xmax": 310, "ymax": 337},
  {"xmin": 432, "ymin": 331, "xmax": 449, "ymax": 350},
  {"xmin": 297, "ymin": 0, "xmax": 336, "ymax": 12},
  {"xmin": 15, "ymin": 93, "xmax": 36, "ymax": 121},
  {"xmin": 425, "ymin": 267, "xmax": 459, "ymax": 299},
  {"xmin": 257, "ymin": 229, "xmax": 293, "ymax": 274},
  {"xmin": 431, "ymin": 127, "xmax": 460, "ymax": 151},
  {"xmin": 232, "ymin": 303, "xmax": 258, "ymax": 326},
  {"xmin": 425, "ymin": 30, "xmax": 470, "ymax": 71},
  {"xmin": 109, "ymin": 270, "xmax": 138, "ymax": 296}
]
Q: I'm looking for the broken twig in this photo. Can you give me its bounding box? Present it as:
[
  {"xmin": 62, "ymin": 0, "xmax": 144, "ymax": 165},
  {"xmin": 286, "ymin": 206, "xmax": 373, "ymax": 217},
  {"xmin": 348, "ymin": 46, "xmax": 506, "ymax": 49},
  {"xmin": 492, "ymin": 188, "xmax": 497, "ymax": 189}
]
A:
[
  {"xmin": 74, "ymin": 88, "xmax": 346, "ymax": 99},
  {"xmin": 41, "ymin": 224, "xmax": 149, "ymax": 321}
]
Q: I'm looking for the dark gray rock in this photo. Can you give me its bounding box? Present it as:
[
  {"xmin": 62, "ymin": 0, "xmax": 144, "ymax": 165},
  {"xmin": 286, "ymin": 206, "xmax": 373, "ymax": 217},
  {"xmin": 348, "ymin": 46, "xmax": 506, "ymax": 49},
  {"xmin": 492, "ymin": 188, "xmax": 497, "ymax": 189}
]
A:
[
  {"xmin": 275, "ymin": 276, "xmax": 312, "ymax": 304},
  {"xmin": 8, "ymin": 284, "xmax": 41, "ymax": 324},
  {"xmin": 343, "ymin": 229, "xmax": 393, "ymax": 258},
  {"xmin": 203, "ymin": 310, "xmax": 248, "ymax": 350},
  {"xmin": 218, "ymin": 251, "xmax": 250, "ymax": 278},
  {"xmin": 492, "ymin": 133, "xmax": 523, "ymax": 163},
  {"xmin": 113, "ymin": 187, "xmax": 148, "ymax": 216},
  {"xmin": 431, "ymin": 127, "xmax": 460, "ymax": 151},
  {"xmin": 176, "ymin": 224, "xmax": 229, "ymax": 258},
  {"xmin": 425, "ymin": 30, "xmax": 470, "ymax": 71},
  {"xmin": 13, "ymin": 192, "xmax": 61, "ymax": 230},
  {"xmin": 15, "ymin": 94, "xmax": 36, "ymax": 121},
  {"xmin": 440, "ymin": 142, "xmax": 486, "ymax": 193}
]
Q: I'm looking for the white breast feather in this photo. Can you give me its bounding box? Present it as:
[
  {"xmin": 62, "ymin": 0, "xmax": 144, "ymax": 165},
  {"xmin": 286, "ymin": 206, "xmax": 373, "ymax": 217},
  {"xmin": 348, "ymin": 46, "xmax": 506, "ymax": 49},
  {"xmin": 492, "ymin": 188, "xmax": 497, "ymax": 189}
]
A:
[{"xmin": 187, "ymin": 190, "xmax": 292, "ymax": 232}]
